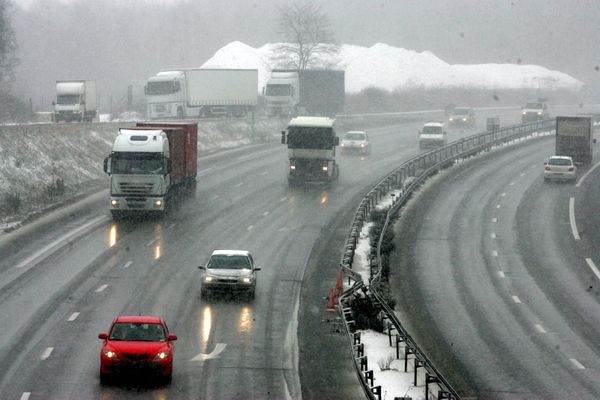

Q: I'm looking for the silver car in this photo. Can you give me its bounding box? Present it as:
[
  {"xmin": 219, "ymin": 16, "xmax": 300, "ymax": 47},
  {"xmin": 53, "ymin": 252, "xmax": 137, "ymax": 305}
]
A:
[
  {"xmin": 543, "ymin": 155, "xmax": 577, "ymax": 183},
  {"xmin": 199, "ymin": 250, "xmax": 260, "ymax": 299},
  {"xmin": 340, "ymin": 131, "xmax": 371, "ymax": 155}
]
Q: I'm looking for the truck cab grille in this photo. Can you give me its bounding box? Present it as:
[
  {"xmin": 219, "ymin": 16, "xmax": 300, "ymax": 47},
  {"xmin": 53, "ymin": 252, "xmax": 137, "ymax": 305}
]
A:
[{"xmin": 118, "ymin": 182, "xmax": 155, "ymax": 195}]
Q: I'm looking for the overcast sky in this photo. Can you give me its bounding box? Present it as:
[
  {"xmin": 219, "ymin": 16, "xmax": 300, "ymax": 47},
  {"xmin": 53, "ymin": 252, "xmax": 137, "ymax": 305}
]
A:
[{"xmin": 9, "ymin": 0, "xmax": 600, "ymax": 108}]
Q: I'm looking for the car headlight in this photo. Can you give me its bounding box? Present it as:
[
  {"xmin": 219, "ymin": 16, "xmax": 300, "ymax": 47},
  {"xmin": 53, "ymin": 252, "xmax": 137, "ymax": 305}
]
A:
[
  {"xmin": 111, "ymin": 199, "xmax": 119, "ymax": 208},
  {"xmin": 341, "ymin": 143, "xmax": 345, "ymax": 147},
  {"xmin": 242, "ymin": 277, "xmax": 252, "ymax": 284},
  {"xmin": 462, "ymin": 118, "xmax": 467, "ymax": 121},
  {"xmin": 537, "ymin": 111, "xmax": 542, "ymax": 115},
  {"xmin": 449, "ymin": 118, "xmax": 454, "ymax": 121},
  {"xmin": 522, "ymin": 111, "xmax": 527, "ymax": 115},
  {"xmin": 154, "ymin": 351, "xmax": 169, "ymax": 361},
  {"xmin": 154, "ymin": 200, "xmax": 163, "ymax": 208},
  {"xmin": 322, "ymin": 165, "xmax": 328, "ymax": 172},
  {"xmin": 360, "ymin": 143, "xmax": 365, "ymax": 147},
  {"xmin": 290, "ymin": 164, "xmax": 296, "ymax": 170},
  {"xmin": 204, "ymin": 276, "xmax": 214, "ymax": 282},
  {"xmin": 103, "ymin": 349, "xmax": 119, "ymax": 359}
]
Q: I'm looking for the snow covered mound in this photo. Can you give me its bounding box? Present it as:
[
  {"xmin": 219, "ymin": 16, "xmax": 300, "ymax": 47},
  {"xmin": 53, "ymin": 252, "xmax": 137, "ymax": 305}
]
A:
[{"xmin": 202, "ymin": 41, "xmax": 583, "ymax": 93}]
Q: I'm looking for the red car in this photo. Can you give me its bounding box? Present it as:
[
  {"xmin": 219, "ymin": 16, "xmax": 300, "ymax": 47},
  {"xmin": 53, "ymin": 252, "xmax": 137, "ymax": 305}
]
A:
[{"xmin": 98, "ymin": 315, "xmax": 177, "ymax": 384}]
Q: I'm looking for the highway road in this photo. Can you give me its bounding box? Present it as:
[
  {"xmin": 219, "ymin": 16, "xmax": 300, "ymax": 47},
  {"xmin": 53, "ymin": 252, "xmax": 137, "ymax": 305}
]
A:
[
  {"xmin": 0, "ymin": 106, "xmax": 588, "ymax": 400},
  {"xmin": 391, "ymin": 125, "xmax": 600, "ymax": 398}
]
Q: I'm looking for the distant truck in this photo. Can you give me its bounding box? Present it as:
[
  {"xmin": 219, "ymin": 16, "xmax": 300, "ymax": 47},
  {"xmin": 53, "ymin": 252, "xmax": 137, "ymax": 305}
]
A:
[
  {"xmin": 264, "ymin": 69, "xmax": 345, "ymax": 117},
  {"xmin": 418, "ymin": 122, "xmax": 447, "ymax": 150},
  {"xmin": 281, "ymin": 116, "xmax": 339, "ymax": 185},
  {"xmin": 53, "ymin": 80, "xmax": 97, "ymax": 122},
  {"xmin": 103, "ymin": 122, "xmax": 198, "ymax": 219},
  {"xmin": 555, "ymin": 116, "xmax": 593, "ymax": 165},
  {"xmin": 145, "ymin": 69, "xmax": 258, "ymax": 119}
]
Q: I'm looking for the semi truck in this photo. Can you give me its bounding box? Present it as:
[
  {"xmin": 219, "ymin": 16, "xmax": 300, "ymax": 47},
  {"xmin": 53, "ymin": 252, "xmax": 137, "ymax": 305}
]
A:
[
  {"xmin": 555, "ymin": 116, "xmax": 593, "ymax": 165},
  {"xmin": 53, "ymin": 80, "xmax": 97, "ymax": 122},
  {"xmin": 281, "ymin": 116, "xmax": 339, "ymax": 185},
  {"xmin": 264, "ymin": 69, "xmax": 345, "ymax": 117},
  {"xmin": 145, "ymin": 69, "xmax": 258, "ymax": 119},
  {"xmin": 103, "ymin": 122, "xmax": 198, "ymax": 219}
]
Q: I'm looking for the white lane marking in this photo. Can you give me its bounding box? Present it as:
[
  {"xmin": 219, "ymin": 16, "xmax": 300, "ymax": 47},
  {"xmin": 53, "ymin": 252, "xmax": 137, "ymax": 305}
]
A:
[
  {"xmin": 211, "ymin": 194, "xmax": 220, "ymax": 200},
  {"xmin": 509, "ymin": 182, "xmax": 515, "ymax": 186},
  {"xmin": 492, "ymin": 250, "xmax": 498, "ymax": 257},
  {"xmin": 263, "ymin": 211, "xmax": 270, "ymax": 216},
  {"xmin": 20, "ymin": 393, "xmax": 31, "ymax": 400},
  {"xmin": 190, "ymin": 343, "xmax": 227, "ymax": 361},
  {"xmin": 197, "ymin": 167, "xmax": 214, "ymax": 176},
  {"xmin": 234, "ymin": 182, "xmax": 244, "ymax": 187},
  {"xmin": 491, "ymin": 233, "xmax": 496, "ymax": 239},
  {"xmin": 277, "ymin": 227, "xmax": 289, "ymax": 232},
  {"xmin": 146, "ymin": 239, "xmax": 156, "ymax": 247},
  {"xmin": 167, "ymin": 223, "xmax": 176, "ymax": 230},
  {"xmin": 68, "ymin": 312, "xmax": 80, "ymax": 322},
  {"xmin": 512, "ymin": 296, "xmax": 522, "ymax": 304},
  {"xmin": 123, "ymin": 261, "xmax": 133, "ymax": 268},
  {"xmin": 247, "ymin": 225, "xmax": 254, "ymax": 231},
  {"xmin": 496, "ymin": 204, "xmax": 501, "ymax": 209},
  {"xmin": 585, "ymin": 258, "xmax": 600, "ymax": 281},
  {"xmin": 535, "ymin": 324, "xmax": 547, "ymax": 334},
  {"xmin": 41, "ymin": 347, "xmax": 54, "ymax": 360},
  {"xmin": 570, "ymin": 358, "xmax": 586, "ymax": 369},
  {"xmin": 280, "ymin": 197, "xmax": 287, "ymax": 202},
  {"xmin": 501, "ymin": 193, "xmax": 506, "ymax": 197},
  {"xmin": 95, "ymin": 284, "xmax": 108, "ymax": 293},
  {"xmin": 492, "ymin": 218, "xmax": 497, "ymax": 223},
  {"xmin": 520, "ymin": 173, "xmax": 525, "ymax": 177},
  {"xmin": 498, "ymin": 271, "xmax": 505, "ymax": 278},
  {"xmin": 569, "ymin": 197, "xmax": 580, "ymax": 240},
  {"xmin": 15, "ymin": 215, "xmax": 107, "ymax": 269},
  {"xmin": 576, "ymin": 160, "xmax": 600, "ymax": 187}
]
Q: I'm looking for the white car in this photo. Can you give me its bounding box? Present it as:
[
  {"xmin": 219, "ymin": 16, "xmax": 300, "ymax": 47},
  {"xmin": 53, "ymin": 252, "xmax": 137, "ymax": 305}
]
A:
[
  {"xmin": 340, "ymin": 131, "xmax": 371, "ymax": 155},
  {"xmin": 543, "ymin": 156, "xmax": 577, "ymax": 183},
  {"xmin": 419, "ymin": 122, "xmax": 447, "ymax": 150},
  {"xmin": 198, "ymin": 250, "xmax": 261, "ymax": 299}
]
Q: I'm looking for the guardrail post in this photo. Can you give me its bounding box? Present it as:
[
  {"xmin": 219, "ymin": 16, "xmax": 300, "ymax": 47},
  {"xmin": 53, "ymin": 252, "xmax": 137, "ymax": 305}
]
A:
[
  {"xmin": 396, "ymin": 333, "xmax": 406, "ymax": 359},
  {"xmin": 387, "ymin": 321, "xmax": 395, "ymax": 346},
  {"xmin": 354, "ymin": 342, "xmax": 364, "ymax": 357},
  {"xmin": 365, "ymin": 369, "xmax": 374, "ymax": 386},
  {"xmin": 425, "ymin": 373, "xmax": 440, "ymax": 400},
  {"xmin": 414, "ymin": 357, "xmax": 425, "ymax": 386},
  {"xmin": 404, "ymin": 346, "xmax": 415, "ymax": 372},
  {"xmin": 357, "ymin": 355, "xmax": 368, "ymax": 371},
  {"xmin": 371, "ymin": 385, "xmax": 382, "ymax": 400}
]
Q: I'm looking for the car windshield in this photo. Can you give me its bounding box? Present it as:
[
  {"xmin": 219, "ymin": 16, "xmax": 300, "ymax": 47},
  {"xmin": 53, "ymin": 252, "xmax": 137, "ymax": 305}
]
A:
[
  {"xmin": 344, "ymin": 132, "xmax": 366, "ymax": 141},
  {"xmin": 525, "ymin": 102, "xmax": 543, "ymax": 109},
  {"xmin": 209, "ymin": 255, "xmax": 251, "ymax": 269},
  {"xmin": 548, "ymin": 158, "xmax": 572, "ymax": 166},
  {"xmin": 422, "ymin": 126, "xmax": 442, "ymax": 134},
  {"xmin": 109, "ymin": 322, "xmax": 166, "ymax": 342},
  {"xmin": 452, "ymin": 108, "xmax": 470, "ymax": 115}
]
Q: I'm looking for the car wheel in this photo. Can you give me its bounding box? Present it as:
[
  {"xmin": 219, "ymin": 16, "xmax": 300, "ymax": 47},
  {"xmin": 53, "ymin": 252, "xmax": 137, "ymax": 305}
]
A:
[
  {"xmin": 99, "ymin": 371, "xmax": 110, "ymax": 385},
  {"xmin": 200, "ymin": 290, "xmax": 208, "ymax": 300},
  {"xmin": 163, "ymin": 372, "xmax": 172, "ymax": 385},
  {"xmin": 247, "ymin": 289, "xmax": 255, "ymax": 301}
]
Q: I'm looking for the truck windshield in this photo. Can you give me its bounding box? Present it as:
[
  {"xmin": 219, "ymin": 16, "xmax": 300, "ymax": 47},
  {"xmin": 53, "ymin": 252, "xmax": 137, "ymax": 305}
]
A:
[
  {"xmin": 266, "ymin": 84, "xmax": 291, "ymax": 96},
  {"xmin": 111, "ymin": 153, "xmax": 165, "ymax": 175},
  {"xmin": 525, "ymin": 102, "xmax": 542, "ymax": 109},
  {"xmin": 57, "ymin": 95, "xmax": 80, "ymax": 105},
  {"xmin": 287, "ymin": 127, "xmax": 334, "ymax": 149},
  {"xmin": 146, "ymin": 81, "xmax": 181, "ymax": 95}
]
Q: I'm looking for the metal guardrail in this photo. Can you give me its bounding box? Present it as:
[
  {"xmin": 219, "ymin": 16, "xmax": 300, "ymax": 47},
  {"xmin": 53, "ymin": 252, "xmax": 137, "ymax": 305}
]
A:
[{"xmin": 337, "ymin": 118, "xmax": 559, "ymax": 400}]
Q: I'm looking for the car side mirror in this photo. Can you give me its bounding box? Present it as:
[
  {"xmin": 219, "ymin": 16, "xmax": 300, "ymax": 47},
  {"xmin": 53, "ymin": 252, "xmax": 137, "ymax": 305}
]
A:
[
  {"xmin": 103, "ymin": 157, "xmax": 110, "ymax": 174},
  {"xmin": 198, "ymin": 265, "xmax": 205, "ymax": 270},
  {"xmin": 594, "ymin": 138, "xmax": 597, "ymax": 144},
  {"xmin": 98, "ymin": 333, "xmax": 108, "ymax": 340},
  {"xmin": 334, "ymin": 137, "xmax": 340, "ymax": 146},
  {"xmin": 281, "ymin": 131, "xmax": 286, "ymax": 144},
  {"xmin": 168, "ymin": 334, "xmax": 178, "ymax": 341},
  {"xmin": 254, "ymin": 267, "xmax": 262, "ymax": 271}
]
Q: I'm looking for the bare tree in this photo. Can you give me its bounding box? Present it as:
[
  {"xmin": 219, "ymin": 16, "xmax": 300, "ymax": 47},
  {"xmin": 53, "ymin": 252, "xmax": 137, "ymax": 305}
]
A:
[
  {"xmin": 0, "ymin": 0, "xmax": 17, "ymax": 88},
  {"xmin": 273, "ymin": 3, "xmax": 339, "ymax": 70}
]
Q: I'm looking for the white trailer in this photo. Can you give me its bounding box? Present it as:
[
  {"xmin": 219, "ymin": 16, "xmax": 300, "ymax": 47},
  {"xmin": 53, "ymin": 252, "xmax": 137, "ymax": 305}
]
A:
[{"xmin": 145, "ymin": 69, "xmax": 258, "ymax": 119}]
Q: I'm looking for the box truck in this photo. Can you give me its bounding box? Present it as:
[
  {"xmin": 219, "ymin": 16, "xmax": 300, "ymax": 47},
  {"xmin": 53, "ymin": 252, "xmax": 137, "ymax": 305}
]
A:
[
  {"xmin": 555, "ymin": 116, "xmax": 594, "ymax": 165},
  {"xmin": 53, "ymin": 80, "xmax": 97, "ymax": 122}
]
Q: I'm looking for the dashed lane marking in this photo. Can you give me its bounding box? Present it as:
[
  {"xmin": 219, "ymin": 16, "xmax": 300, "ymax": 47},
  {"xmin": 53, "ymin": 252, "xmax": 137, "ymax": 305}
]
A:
[
  {"xmin": 535, "ymin": 324, "xmax": 547, "ymax": 334},
  {"xmin": 95, "ymin": 284, "xmax": 108, "ymax": 293},
  {"xmin": 512, "ymin": 296, "xmax": 522, "ymax": 304},
  {"xmin": 570, "ymin": 358, "xmax": 586, "ymax": 370},
  {"xmin": 491, "ymin": 233, "xmax": 496, "ymax": 238},
  {"xmin": 492, "ymin": 218, "xmax": 497, "ymax": 223},
  {"xmin": 41, "ymin": 347, "xmax": 54, "ymax": 360},
  {"xmin": 68, "ymin": 312, "xmax": 80, "ymax": 322},
  {"xmin": 498, "ymin": 271, "xmax": 505, "ymax": 278},
  {"xmin": 20, "ymin": 393, "xmax": 31, "ymax": 400},
  {"xmin": 247, "ymin": 225, "xmax": 254, "ymax": 231},
  {"xmin": 492, "ymin": 250, "xmax": 498, "ymax": 257},
  {"xmin": 263, "ymin": 211, "xmax": 270, "ymax": 216},
  {"xmin": 123, "ymin": 261, "xmax": 133, "ymax": 268}
]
